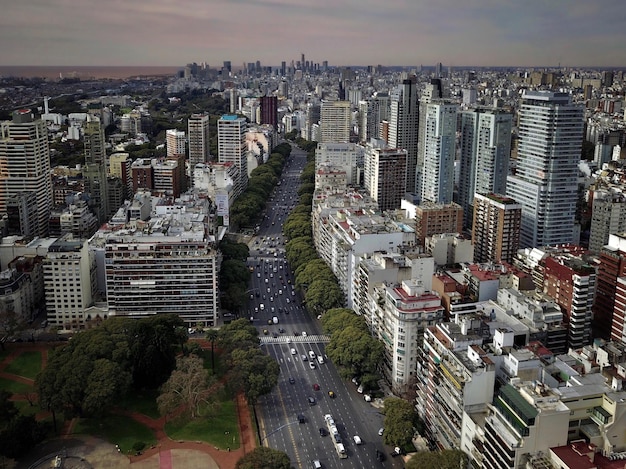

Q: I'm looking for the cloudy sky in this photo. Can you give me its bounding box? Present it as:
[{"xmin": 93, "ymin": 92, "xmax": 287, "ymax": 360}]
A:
[{"xmin": 2, "ymin": 0, "xmax": 624, "ymax": 68}]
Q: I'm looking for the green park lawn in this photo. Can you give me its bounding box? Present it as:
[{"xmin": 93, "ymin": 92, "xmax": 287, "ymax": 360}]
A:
[
  {"xmin": 0, "ymin": 376, "xmax": 33, "ymax": 394},
  {"xmin": 0, "ymin": 349, "xmax": 10, "ymax": 362},
  {"xmin": 73, "ymin": 413, "xmax": 157, "ymax": 454},
  {"xmin": 165, "ymin": 398, "xmax": 239, "ymax": 450},
  {"xmin": 4, "ymin": 351, "xmax": 42, "ymax": 380}
]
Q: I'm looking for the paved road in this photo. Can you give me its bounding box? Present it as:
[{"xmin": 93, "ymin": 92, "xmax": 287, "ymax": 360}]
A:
[{"xmin": 249, "ymin": 144, "xmax": 402, "ymax": 469}]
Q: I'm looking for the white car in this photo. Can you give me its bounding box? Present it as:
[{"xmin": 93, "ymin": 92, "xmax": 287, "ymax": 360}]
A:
[
  {"xmin": 290, "ymin": 348, "xmax": 296, "ymax": 355},
  {"xmin": 353, "ymin": 435, "xmax": 362, "ymax": 445}
]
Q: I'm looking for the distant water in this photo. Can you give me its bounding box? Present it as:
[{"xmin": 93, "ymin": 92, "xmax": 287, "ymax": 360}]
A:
[{"xmin": 0, "ymin": 66, "xmax": 181, "ymax": 80}]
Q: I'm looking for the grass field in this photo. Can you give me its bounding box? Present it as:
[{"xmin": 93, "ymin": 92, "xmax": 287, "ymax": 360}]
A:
[
  {"xmin": 4, "ymin": 351, "xmax": 42, "ymax": 380},
  {"xmin": 73, "ymin": 413, "xmax": 157, "ymax": 454},
  {"xmin": 0, "ymin": 376, "xmax": 33, "ymax": 394},
  {"xmin": 164, "ymin": 399, "xmax": 239, "ymax": 450}
]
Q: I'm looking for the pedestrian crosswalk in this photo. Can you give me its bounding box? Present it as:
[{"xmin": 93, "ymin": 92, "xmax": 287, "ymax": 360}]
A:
[{"xmin": 260, "ymin": 334, "xmax": 330, "ymax": 345}]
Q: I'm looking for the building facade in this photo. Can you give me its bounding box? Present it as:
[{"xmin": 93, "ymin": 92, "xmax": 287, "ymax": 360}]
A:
[
  {"xmin": 506, "ymin": 92, "xmax": 584, "ymax": 248},
  {"xmin": 0, "ymin": 110, "xmax": 52, "ymax": 237},
  {"xmin": 389, "ymin": 80, "xmax": 419, "ymax": 193},
  {"xmin": 319, "ymin": 100, "xmax": 351, "ymax": 143},
  {"xmin": 458, "ymin": 109, "xmax": 512, "ymax": 228},
  {"xmin": 188, "ymin": 113, "xmax": 210, "ymax": 168},
  {"xmin": 472, "ymin": 193, "xmax": 521, "ymax": 264}
]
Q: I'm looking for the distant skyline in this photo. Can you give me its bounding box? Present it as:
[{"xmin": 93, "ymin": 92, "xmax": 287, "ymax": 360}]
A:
[{"xmin": 2, "ymin": 0, "xmax": 625, "ymax": 68}]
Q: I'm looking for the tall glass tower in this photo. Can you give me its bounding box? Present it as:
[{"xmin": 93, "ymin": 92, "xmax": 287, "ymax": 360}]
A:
[
  {"xmin": 389, "ymin": 80, "xmax": 419, "ymax": 194},
  {"xmin": 507, "ymin": 91, "xmax": 583, "ymax": 248}
]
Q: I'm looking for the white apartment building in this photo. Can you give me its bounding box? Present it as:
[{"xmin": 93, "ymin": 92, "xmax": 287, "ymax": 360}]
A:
[
  {"xmin": 218, "ymin": 115, "xmax": 248, "ymax": 197},
  {"xmin": 319, "ymin": 100, "xmax": 351, "ymax": 143},
  {"xmin": 0, "ymin": 110, "xmax": 52, "ymax": 237},
  {"xmin": 314, "ymin": 142, "xmax": 360, "ymax": 185},
  {"xmin": 420, "ymin": 101, "xmax": 458, "ymax": 204},
  {"xmin": 166, "ymin": 129, "xmax": 186, "ymax": 157},
  {"xmin": 506, "ymin": 91, "xmax": 584, "ymax": 248},
  {"xmin": 313, "ymin": 206, "xmax": 416, "ymax": 307},
  {"xmin": 91, "ymin": 196, "xmax": 221, "ymax": 328},
  {"xmin": 43, "ymin": 235, "xmax": 96, "ymax": 331}
]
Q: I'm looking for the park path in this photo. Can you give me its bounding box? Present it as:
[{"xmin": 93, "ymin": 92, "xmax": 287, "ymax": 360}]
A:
[{"xmin": 0, "ymin": 341, "xmax": 258, "ymax": 469}]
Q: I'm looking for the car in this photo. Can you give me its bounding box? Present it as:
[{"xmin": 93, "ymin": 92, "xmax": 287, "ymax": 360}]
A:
[
  {"xmin": 378, "ymin": 427, "xmax": 384, "ymax": 436},
  {"xmin": 301, "ymin": 354, "xmax": 308, "ymax": 361},
  {"xmin": 272, "ymin": 332, "xmax": 278, "ymax": 338},
  {"xmin": 263, "ymin": 329, "xmax": 268, "ymax": 335},
  {"xmin": 290, "ymin": 348, "xmax": 296, "ymax": 355},
  {"xmin": 286, "ymin": 298, "xmax": 290, "ymax": 303},
  {"xmin": 309, "ymin": 361, "xmax": 316, "ymax": 369},
  {"xmin": 267, "ymin": 319, "xmax": 272, "ymax": 325},
  {"xmin": 376, "ymin": 450, "xmax": 386, "ymax": 462},
  {"xmin": 357, "ymin": 385, "xmax": 364, "ymax": 394},
  {"xmin": 288, "ymin": 377, "xmax": 295, "ymax": 384},
  {"xmin": 353, "ymin": 435, "xmax": 362, "ymax": 445},
  {"xmin": 318, "ymin": 428, "xmax": 328, "ymax": 437},
  {"xmin": 364, "ymin": 394, "xmax": 372, "ymax": 402},
  {"xmin": 313, "ymin": 383, "xmax": 320, "ymax": 391},
  {"xmin": 297, "ymin": 414, "xmax": 306, "ymax": 423},
  {"xmin": 294, "ymin": 331, "xmax": 300, "ymax": 336},
  {"xmin": 302, "ymin": 331, "xmax": 307, "ymax": 337},
  {"xmin": 328, "ymin": 391, "xmax": 336, "ymax": 398},
  {"xmin": 307, "ymin": 396, "xmax": 316, "ymax": 406}
]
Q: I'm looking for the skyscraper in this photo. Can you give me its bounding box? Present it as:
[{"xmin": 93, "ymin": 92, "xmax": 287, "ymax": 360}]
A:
[
  {"xmin": 389, "ymin": 80, "xmax": 419, "ymax": 193},
  {"xmin": 319, "ymin": 100, "xmax": 351, "ymax": 143},
  {"xmin": 83, "ymin": 117, "xmax": 109, "ymax": 223},
  {"xmin": 0, "ymin": 110, "xmax": 52, "ymax": 237},
  {"xmin": 458, "ymin": 108, "xmax": 512, "ymax": 228},
  {"xmin": 218, "ymin": 115, "xmax": 248, "ymax": 197},
  {"xmin": 419, "ymin": 101, "xmax": 457, "ymax": 204},
  {"xmin": 188, "ymin": 113, "xmax": 210, "ymax": 168},
  {"xmin": 417, "ymin": 79, "xmax": 443, "ymax": 197},
  {"xmin": 507, "ymin": 91, "xmax": 584, "ymax": 248}
]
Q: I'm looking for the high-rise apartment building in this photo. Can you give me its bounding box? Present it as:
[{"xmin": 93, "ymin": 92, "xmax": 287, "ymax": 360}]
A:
[
  {"xmin": 43, "ymin": 235, "xmax": 95, "ymax": 331},
  {"xmin": 260, "ymin": 96, "xmax": 278, "ymax": 129},
  {"xmin": 218, "ymin": 115, "xmax": 248, "ymax": 197},
  {"xmin": 83, "ymin": 117, "xmax": 109, "ymax": 223},
  {"xmin": 594, "ymin": 233, "xmax": 626, "ymax": 341},
  {"xmin": 0, "ymin": 110, "xmax": 52, "ymax": 237},
  {"xmin": 319, "ymin": 100, "xmax": 351, "ymax": 143},
  {"xmin": 389, "ymin": 80, "xmax": 419, "ymax": 193},
  {"xmin": 420, "ymin": 101, "xmax": 457, "ymax": 204},
  {"xmin": 314, "ymin": 142, "xmax": 360, "ymax": 186},
  {"xmin": 358, "ymin": 92, "xmax": 390, "ymax": 144},
  {"xmin": 472, "ymin": 193, "xmax": 521, "ymax": 263},
  {"xmin": 458, "ymin": 108, "xmax": 512, "ymax": 228},
  {"xmin": 166, "ymin": 129, "xmax": 186, "ymax": 157},
  {"xmin": 543, "ymin": 254, "xmax": 596, "ymax": 350},
  {"xmin": 407, "ymin": 201, "xmax": 463, "ymax": 248},
  {"xmin": 363, "ymin": 140, "xmax": 407, "ymax": 212},
  {"xmin": 188, "ymin": 113, "xmax": 210, "ymax": 168},
  {"xmin": 417, "ymin": 79, "xmax": 443, "ymax": 196},
  {"xmin": 507, "ymin": 91, "xmax": 584, "ymax": 248}
]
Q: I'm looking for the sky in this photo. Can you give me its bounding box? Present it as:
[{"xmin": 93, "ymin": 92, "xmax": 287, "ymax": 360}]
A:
[{"xmin": 1, "ymin": 0, "xmax": 625, "ymax": 68}]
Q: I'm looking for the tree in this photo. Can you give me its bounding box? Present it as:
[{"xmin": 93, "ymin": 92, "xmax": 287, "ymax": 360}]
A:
[
  {"xmin": 382, "ymin": 397, "xmax": 416, "ymax": 447},
  {"xmin": 304, "ymin": 279, "xmax": 344, "ymax": 313},
  {"xmin": 157, "ymin": 355, "xmax": 218, "ymax": 419},
  {"xmin": 218, "ymin": 319, "xmax": 260, "ymax": 352},
  {"xmin": 235, "ymin": 446, "xmax": 291, "ymax": 469},
  {"xmin": 405, "ymin": 449, "xmax": 468, "ymax": 469},
  {"xmin": 82, "ymin": 359, "xmax": 132, "ymax": 416},
  {"xmin": 0, "ymin": 415, "xmax": 48, "ymax": 459},
  {"xmin": 229, "ymin": 348, "xmax": 279, "ymax": 405},
  {"xmin": 0, "ymin": 391, "xmax": 18, "ymax": 425},
  {"xmin": 205, "ymin": 329, "xmax": 219, "ymax": 371}
]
